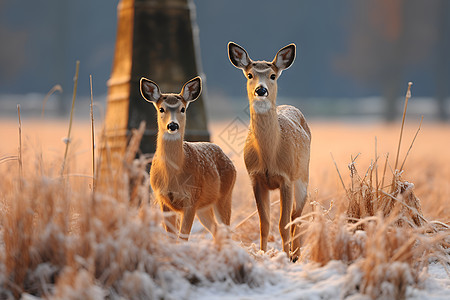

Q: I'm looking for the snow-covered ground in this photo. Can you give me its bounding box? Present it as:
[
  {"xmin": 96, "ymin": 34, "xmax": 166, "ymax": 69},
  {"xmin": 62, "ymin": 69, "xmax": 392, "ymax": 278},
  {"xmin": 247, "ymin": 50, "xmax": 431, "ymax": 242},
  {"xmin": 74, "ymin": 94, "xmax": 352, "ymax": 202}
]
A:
[
  {"xmin": 15, "ymin": 226, "xmax": 449, "ymax": 300},
  {"xmin": 185, "ymin": 244, "xmax": 449, "ymax": 300}
]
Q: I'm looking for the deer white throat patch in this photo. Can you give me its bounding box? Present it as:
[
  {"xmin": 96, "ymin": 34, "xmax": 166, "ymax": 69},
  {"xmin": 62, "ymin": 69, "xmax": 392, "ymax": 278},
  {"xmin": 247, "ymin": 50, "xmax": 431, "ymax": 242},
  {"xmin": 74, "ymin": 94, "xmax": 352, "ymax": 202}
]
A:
[
  {"xmin": 252, "ymin": 99, "xmax": 272, "ymax": 114},
  {"xmin": 163, "ymin": 132, "xmax": 181, "ymax": 141}
]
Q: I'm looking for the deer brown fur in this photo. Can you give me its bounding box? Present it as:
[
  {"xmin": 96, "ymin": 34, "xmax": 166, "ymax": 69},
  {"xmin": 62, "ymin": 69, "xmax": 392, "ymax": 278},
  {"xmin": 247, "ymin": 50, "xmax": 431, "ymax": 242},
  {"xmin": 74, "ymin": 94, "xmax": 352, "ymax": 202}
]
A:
[
  {"xmin": 228, "ymin": 42, "xmax": 311, "ymax": 260},
  {"xmin": 140, "ymin": 76, "xmax": 236, "ymax": 240}
]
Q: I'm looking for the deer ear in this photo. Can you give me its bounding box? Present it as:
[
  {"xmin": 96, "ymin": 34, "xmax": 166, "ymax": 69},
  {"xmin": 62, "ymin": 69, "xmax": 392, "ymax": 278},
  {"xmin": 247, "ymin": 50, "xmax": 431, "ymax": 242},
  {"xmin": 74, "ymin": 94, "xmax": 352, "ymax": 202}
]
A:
[
  {"xmin": 181, "ymin": 76, "xmax": 202, "ymax": 103},
  {"xmin": 228, "ymin": 42, "xmax": 251, "ymax": 69},
  {"xmin": 140, "ymin": 77, "xmax": 161, "ymax": 103},
  {"xmin": 273, "ymin": 44, "xmax": 296, "ymax": 71}
]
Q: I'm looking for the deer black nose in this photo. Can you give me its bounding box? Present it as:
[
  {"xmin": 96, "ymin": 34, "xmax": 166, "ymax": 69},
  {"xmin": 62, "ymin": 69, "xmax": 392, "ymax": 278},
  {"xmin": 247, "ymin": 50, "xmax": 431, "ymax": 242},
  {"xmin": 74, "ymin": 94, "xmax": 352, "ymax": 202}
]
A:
[
  {"xmin": 167, "ymin": 122, "xmax": 179, "ymax": 132},
  {"xmin": 255, "ymin": 86, "xmax": 268, "ymax": 97}
]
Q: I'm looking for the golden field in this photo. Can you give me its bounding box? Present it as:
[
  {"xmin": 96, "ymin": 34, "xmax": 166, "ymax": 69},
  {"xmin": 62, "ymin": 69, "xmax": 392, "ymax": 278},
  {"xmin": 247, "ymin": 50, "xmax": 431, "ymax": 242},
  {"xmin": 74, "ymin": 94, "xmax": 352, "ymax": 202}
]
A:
[
  {"xmin": 0, "ymin": 116, "xmax": 449, "ymax": 299},
  {"xmin": 1, "ymin": 117, "xmax": 448, "ymax": 221}
]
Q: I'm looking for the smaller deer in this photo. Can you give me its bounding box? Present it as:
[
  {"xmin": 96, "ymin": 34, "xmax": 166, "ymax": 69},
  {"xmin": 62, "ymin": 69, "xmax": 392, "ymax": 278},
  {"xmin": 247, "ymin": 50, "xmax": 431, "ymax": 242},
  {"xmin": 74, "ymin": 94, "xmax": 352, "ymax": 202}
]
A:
[
  {"xmin": 140, "ymin": 76, "xmax": 236, "ymax": 240},
  {"xmin": 228, "ymin": 42, "xmax": 311, "ymax": 260}
]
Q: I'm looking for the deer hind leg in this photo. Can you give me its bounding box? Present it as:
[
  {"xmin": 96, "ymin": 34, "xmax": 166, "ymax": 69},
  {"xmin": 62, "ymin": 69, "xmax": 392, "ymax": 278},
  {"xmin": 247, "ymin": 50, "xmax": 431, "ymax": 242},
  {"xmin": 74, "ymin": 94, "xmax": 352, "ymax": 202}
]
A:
[
  {"xmin": 279, "ymin": 182, "xmax": 294, "ymax": 257},
  {"xmin": 197, "ymin": 206, "xmax": 219, "ymax": 238},
  {"xmin": 215, "ymin": 165, "xmax": 236, "ymax": 226},
  {"xmin": 291, "ymin": 179, "xmax": 308, "ymax": 260},
  {"xmin": 214, "ymin": 187, "xmax": 233, "ymax": 226},
  {"xmin": 253, "ymin": 179, "xmax": 270, "ymax": 252}
]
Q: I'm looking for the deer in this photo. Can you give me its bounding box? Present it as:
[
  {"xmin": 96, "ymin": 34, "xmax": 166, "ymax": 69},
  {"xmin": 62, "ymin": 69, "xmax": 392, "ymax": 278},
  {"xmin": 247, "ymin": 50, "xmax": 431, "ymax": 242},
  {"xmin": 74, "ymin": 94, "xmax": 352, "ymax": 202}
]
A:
[
  {"xmin": 228, "ymin": 42, "xmax": 311, "ymax": 261},
  {"xmin": 140, "ymin": 76, "xmax": 236, "ymax": 240}
]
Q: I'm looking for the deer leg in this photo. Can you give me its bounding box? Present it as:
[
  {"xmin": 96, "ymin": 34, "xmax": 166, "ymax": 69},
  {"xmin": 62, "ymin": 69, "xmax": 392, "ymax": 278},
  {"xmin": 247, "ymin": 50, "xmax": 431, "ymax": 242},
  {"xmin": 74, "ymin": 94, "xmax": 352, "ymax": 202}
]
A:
[
  {"xmin": 253, "ymin": 179, "xmax": 270, "ymax": 252},
  {"xmin": 197, "ymin": 207, "xmax": 219, "ymax": 238},
  {"xmin": 291, "ymin": 179, "xmax": 308, "ymax": 261},
  {"xmin": 279, "ymin": 182, "xmax": 294, "ymax": 257},
  {"xmin": 215, "ymin": 164, "xmax": 236, "ymax": 226},
  {"xmin": 179, "ymin": 206, "xmax": 196, "ymax": 241},
  {"xmin": 214, "ymin": 188, "xmax": 232, "ymax": 226},
  {"xmin": 161, "ymin": 204, "xmax": 178, "ymax": 237}
]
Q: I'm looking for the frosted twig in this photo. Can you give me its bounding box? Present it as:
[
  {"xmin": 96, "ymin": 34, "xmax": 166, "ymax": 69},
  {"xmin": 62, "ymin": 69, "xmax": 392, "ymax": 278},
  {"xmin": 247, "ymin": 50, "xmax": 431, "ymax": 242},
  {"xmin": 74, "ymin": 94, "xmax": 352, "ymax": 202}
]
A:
[
  {"xmin": 17, "ymin": 104, "xmax": 22, "ymax": 179},
  {"xmin": 330, "ymin": 153, "xmax": 349, "ymax": 199},
  {"xmin": 41, "ymin": 84, "xmax": 63, "ymax": 118},
  {"xmin": 400, "ymin": 115, "xmax": 423, "ymax": 171},
  {"xmin": 394, "ymin": 81, "xmax": 413, "ymax": 172},
  {"xmin": 90, "ymin": 75, "xmax": 96, "ymax": 190},
  {"xmin": 234, "ymin": 200, "xmax": 280, "ymax": 229},
  {"xmin": 61, "ymin": 60, "xmax": 80, "ymax": 177}
]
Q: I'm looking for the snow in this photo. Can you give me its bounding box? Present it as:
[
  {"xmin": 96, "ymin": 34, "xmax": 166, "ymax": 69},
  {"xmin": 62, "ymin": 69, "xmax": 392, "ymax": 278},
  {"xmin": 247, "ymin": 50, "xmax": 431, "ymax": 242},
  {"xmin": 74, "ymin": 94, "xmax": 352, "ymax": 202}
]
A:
[
  {"xmin": 10, "ymin": 206, "xmax": 449, "ymax": 300},
  {"xmin": 173, "ymin": 242, "xmax": 450, "ymax": 300}
]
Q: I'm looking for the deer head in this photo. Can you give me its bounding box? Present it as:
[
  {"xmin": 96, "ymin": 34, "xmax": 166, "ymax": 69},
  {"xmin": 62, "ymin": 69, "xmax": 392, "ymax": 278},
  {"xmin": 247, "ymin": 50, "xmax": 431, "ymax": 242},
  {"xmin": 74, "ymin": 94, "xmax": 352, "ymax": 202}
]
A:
[
  {"xmin": 140, "ymin": 76, "xmax": 202, "ymax": 140},
  {"xmin": 228, "ymin": 42, "xmax": 296, "ymax": 114}
]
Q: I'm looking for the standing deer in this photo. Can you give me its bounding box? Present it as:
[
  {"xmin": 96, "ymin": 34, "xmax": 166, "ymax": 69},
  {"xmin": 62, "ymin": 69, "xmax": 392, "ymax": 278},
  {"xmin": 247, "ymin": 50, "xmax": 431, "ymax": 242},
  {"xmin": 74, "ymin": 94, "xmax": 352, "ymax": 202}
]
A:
[
  {"xmin": 228, "ymin": 42, "xmax": 311, "ymax": 260},
  {"xmin": 140, "ymin": 76, "xmax": 236, "ymax": 240}
]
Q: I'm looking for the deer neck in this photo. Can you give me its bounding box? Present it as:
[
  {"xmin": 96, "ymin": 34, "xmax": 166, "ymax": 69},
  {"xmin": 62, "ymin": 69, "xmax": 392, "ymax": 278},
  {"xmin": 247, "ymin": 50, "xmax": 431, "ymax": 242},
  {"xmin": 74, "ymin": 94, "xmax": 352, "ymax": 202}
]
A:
[
  {"xmin": 249, "ymin": 99, "xmax": 280, "ymax": 161},
  {"xmin": 155, "ymin": 133, "xmax": 185, "ymax": 175}
]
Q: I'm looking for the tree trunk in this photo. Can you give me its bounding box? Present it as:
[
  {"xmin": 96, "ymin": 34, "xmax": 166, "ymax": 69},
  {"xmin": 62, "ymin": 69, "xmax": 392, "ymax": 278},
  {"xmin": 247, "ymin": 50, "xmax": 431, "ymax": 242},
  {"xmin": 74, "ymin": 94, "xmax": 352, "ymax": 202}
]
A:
[
  {"xmin": 436, "ymin": 0, "xmax": 449, "ymax": 121},
  {"xmin": 102, "ymin": 0, "xmax": 210, "ymax": 174}
]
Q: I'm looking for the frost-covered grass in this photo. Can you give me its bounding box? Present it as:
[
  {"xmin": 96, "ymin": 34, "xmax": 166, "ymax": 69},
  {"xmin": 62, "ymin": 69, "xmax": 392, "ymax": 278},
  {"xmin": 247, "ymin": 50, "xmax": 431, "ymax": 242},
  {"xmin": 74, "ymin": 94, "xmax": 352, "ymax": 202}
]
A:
[{"xmin": 0, "ymin": 118, "xmax": 449, "ymax": 299}]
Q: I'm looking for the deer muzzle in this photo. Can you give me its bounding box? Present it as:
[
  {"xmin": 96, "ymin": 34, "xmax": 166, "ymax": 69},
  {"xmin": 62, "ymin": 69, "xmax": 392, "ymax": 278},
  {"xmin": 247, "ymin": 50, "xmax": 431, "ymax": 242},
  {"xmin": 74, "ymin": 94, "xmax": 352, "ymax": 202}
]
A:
[
  {"xmin": 254, "ymin": 86, "xmax": 268, "ymax": 97},
  {"xmin": 167, "ymin": 122, "xmax": 179, "ymax": 133}
]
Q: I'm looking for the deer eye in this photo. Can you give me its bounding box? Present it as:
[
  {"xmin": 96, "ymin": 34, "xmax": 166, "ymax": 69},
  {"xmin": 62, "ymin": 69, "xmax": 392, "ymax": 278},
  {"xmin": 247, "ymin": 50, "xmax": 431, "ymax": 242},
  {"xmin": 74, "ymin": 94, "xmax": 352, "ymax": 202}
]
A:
[
  {"xmin": 270, "ymin": 74, "xmax": 276, "ymax": 80},
  {"xmin": 247, "ymin": 73, "xmax": 253, "ymax": 79},
  {"xmin": 181, "ymin": 107, "xmax": 185, "ymax": 113},
  {"xmin": 159, "ymin": 108, "xmax": 165, "ymax": 113}
]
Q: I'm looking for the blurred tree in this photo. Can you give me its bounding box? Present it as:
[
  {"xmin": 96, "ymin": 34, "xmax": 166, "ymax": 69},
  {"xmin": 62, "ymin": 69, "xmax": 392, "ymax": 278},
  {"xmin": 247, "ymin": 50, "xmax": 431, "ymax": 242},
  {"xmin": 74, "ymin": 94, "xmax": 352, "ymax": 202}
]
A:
[
  {"xmin": 336, "ymin": 0, "xmax": 441, "ymax": 121},
  {"xmin": 0, "ymin": 0, "xmax": 27, "ymax": 85},
  {"xmin": 436, "ymin": 0, "xmax": 450, "ymax": 121},
  {"xmin": 55, "ymin": 0, "xmax": 68, "ymax": 115}
]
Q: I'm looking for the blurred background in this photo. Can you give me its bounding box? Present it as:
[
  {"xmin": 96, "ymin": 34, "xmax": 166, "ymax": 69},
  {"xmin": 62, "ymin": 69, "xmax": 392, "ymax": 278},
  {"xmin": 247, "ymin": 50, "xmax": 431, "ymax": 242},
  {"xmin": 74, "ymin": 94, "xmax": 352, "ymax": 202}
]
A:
[{"xmin": 0, "ymin": 0, "xmax": 449, "ymax": 121}]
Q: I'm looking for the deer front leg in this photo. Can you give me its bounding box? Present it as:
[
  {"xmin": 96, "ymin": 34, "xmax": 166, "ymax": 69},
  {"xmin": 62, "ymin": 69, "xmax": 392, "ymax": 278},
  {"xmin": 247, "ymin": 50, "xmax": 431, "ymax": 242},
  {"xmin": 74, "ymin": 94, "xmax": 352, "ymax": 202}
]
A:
[
  {"xmin": 279, "ymin": 182, "xmax": 294, "ymax": 257},
  {"xmin": 179, "ymin": 205, "xmax": 196, "ymax": 241},
  {"xmin": 253, "ymin": 179, "xmax": 270, "ymax": 252},
  {"xmin": 161, "ymin": 204, "xmax": 178, "ymax": 237}
]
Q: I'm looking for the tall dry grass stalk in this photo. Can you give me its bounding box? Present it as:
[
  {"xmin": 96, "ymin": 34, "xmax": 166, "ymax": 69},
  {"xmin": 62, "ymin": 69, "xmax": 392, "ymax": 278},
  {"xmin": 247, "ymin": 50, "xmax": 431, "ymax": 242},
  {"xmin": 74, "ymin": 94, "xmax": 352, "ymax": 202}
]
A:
[
  {"xmin": 89, "ymin": 75, "xmax": 95, "ymax": 191},
  {"xmin": 17, "ymin": 104, "xmax": 22, "ymax": 180},
  {"xmin": 393, "ymin": 82, "xmax": 413, "ymax": 172},
  {"xmin": 60, "ymin": 61, "xmax": 80, "ymax": 177},
  {"xmin": 41, "ymin": 84, "xmax": 63, "ymax": 118}
]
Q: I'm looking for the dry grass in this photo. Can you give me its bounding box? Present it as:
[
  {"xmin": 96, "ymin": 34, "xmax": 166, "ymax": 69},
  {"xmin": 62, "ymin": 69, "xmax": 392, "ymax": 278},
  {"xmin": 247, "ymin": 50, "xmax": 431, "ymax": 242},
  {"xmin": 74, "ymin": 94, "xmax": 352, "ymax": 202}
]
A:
[
  {"xmin": 0, "ymin": 112, "xmax": 449, "ymax": 298},
  {"xmin": 0, "ymin": 120, "xmax": 266, "ymax": 299},
  {"xmin": 224, "ymin": 117, "xmax": 450, "ymax": 299},
  {"xmin": 293, "ymin": 114, "xmax": 449, "ymax": 299},
  {"xmin": 299, "ymin": 158, "xmax": 449, "ymax": 299}
]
